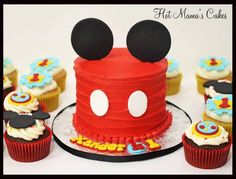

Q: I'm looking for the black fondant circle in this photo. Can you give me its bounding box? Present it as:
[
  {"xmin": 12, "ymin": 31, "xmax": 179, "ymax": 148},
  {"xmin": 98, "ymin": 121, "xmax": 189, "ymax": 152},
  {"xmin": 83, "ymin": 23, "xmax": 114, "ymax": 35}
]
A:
[
  {"xmin": 3, "ymin": 111, "xmax": 18, "ymax": 124},
  {"xmin": 127, "ymin": 20, "xmax": 171, "ymax": 63},
  {"xmin": 9, "ymin": 115, "xmax": 35, "ymax": 129},
  {"xmin": 203, "ymin": 80, "xmax": 232, "ymax": 94},
  {"xmin": 33, "ymin": 111, "xmax": 50, "ymax": 120},
  {"xmin": 71, "ymin": 18, "xmax": 113, "ymax": 60},
  {"xmin": 52, "ymin": 101, "xmax": 192, "ymax": 162}
]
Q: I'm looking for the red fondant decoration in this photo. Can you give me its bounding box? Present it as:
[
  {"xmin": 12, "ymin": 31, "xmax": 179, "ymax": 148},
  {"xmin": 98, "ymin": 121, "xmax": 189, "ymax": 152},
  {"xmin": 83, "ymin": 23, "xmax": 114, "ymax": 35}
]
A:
[
  {"xmin": 211, "ymin": 126, "xmax": 216, "ymax": 130},
  {"xmin": 210, "ymin": 58, "xmax": 218, "ymax": 66},
  {"xmin": 30, "ymin": 73, "xmax": 40, "ymax": 82},
  {"xmin": 219, "ymin": 98, "xmax": 230, "ymax": 108},
  {"xmin": 73, "ymin": 48, "xmax": 172, "ymax": 144},
  {"xmin": 39, "ymin": 59, "xmax": 49, "ymax": 67},
  {"xmin": 199, "ymin": 125, "xmax": 205, "ymax": 129}
]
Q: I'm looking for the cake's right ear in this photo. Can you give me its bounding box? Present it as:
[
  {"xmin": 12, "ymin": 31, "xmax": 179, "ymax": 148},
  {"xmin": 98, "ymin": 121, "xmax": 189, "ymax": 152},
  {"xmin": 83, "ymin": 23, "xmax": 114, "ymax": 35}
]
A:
[
  {"xmin": 126, "ymin": 20, "xmax": 171, "ymax": 63},
  {"xmin": 71, "ymin": 18, "xmax": 113, "ymax": 60}
]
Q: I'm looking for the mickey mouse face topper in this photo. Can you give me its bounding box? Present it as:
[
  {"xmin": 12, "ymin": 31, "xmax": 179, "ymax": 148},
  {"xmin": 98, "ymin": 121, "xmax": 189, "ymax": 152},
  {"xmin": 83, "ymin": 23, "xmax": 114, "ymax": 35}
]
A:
[{"xmin": 71, "ymin": 18, "xmax": 171, "ymax": 62}]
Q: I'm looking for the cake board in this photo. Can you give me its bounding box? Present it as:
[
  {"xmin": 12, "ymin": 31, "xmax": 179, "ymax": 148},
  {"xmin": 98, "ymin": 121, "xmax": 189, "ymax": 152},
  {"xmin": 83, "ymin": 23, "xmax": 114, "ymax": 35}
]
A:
[{"xmin": 52, "ymin": 101, "xmax": 192, "ymax": 162}]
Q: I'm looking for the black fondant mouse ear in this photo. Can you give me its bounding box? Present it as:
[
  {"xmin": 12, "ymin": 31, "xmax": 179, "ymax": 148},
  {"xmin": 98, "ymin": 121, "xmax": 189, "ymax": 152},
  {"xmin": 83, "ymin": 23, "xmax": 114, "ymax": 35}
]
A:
[
  {"xmin": 126, "ymin": 20, "xmax": 171, "ymax": 63},
  {"xmin": 4, "ymin": 111, "xmax": 18, "ymax": 124},
  {"xmin": 213, "ymin": 82, "xmax": 232, "ymax": 94},
  {"xmin": 203, "ymin": 80, "xmax": 218, "ymax": 88},
  {"xmin": 9, "ymin": 115, "xmax": 35, "ymax": 129},
  {"xmin": 32, "ymin": 111, "xmax": 50, "ymax": 120},
  {"xmin": 71, "ymin": 18, "xmax": 113, "ymax": 60}
]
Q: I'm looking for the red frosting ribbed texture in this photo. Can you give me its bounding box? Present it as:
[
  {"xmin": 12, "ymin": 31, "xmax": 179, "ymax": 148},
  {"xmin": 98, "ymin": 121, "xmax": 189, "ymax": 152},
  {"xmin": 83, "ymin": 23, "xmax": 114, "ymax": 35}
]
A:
[{"xmin": 73, "ymin": 48, "xmax": 172, "ymax": 143}]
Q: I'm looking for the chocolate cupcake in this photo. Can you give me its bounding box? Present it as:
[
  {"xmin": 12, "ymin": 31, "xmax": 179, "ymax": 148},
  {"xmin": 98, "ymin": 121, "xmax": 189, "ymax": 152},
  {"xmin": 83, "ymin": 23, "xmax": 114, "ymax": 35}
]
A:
[
  {"xmin": 3, "ymin": 111, "xmax": 52, "ymax": 162},
  {"xmin": 182, "ymin": 121, "xmax": 231, "ymax": 169}
]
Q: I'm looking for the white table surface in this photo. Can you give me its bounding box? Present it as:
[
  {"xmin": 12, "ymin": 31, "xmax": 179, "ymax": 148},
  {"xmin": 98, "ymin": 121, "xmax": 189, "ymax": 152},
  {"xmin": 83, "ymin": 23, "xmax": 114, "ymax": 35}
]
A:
[{"xmin": 3, "ymin": 4, "xmax": 232, "ymax": 174}]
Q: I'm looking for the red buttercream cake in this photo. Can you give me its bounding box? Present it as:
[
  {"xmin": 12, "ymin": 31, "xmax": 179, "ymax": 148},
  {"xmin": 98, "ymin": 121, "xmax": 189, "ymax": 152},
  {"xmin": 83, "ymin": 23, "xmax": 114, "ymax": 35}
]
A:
[{"xmin": 71, "ymin": 18, "xmax": 172, "ymax": 144}]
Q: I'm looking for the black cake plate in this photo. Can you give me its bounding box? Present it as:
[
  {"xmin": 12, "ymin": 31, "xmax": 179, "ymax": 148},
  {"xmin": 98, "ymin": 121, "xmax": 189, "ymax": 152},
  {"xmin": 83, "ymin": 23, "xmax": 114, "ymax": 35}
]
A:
[{"xmin": 52, "ymin": 101, "xmax": 192, "ymax": 162}]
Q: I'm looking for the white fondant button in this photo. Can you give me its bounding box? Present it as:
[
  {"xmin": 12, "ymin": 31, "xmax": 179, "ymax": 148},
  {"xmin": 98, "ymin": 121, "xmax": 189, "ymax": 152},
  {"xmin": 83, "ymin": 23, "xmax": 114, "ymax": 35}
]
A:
[
  {"xmin": 90, "ymin": 90, "xmax": 109, "ymax": 116},
  {"xmin": 128, "ymin": 90, "xmax": 147, "ymax": 117}
]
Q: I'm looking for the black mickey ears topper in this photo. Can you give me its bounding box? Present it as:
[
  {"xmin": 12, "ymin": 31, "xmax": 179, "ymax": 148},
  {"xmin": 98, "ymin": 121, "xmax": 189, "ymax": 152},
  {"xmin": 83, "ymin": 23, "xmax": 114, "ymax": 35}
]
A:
[
  {"xmin": 126, "ymin": 20, "xmax": 171, "ymax": 63},
  {"xmin": 3, "ymin": 110, "xmax": 50, "ymax": 128},
  {"xmin": 71, "ymin": 18, "xmax": 113, "ymax": 60},
  {"xmin": 203, "ymin": 80, "xmax": 232, "ymax": 94}
]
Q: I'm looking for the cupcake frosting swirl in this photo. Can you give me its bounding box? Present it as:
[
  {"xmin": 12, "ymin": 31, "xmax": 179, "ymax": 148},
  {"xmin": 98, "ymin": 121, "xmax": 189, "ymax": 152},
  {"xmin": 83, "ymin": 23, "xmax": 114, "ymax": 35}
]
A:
[
  {"xmin": 196, "ymin": 57, "xmax": 230, "ymax": 79},
  {"xmin": 4, "ymin": 57, "xmax": 16, "ymax": 75},
  {"xmin": 30, "ymin": 57, "xmax": 63, "ymax": 76},
  {"xmin": 166, "ymin": 58, "xmax": 180, "ymax": 78},
  {"xmin": 4, "ymin": 91, "xmax": 39, "ymax": 113},
  {"xmin": 185, "ymin": 121, "xmax": 228, "ymax": 146},
  {"xmin": 7, "ymin": 119, "xmax": 45, "ymax": 141},
  {"xmin": 19, "ymin": 71, "xmax": 57, "ymax": 96},
  {"xmin": 3, "ymin": 76, "xmax": 12, "ymax": 90},
  {"xmin": 206, "ymin": 94, "xmax": 232, "ymax": 123}
]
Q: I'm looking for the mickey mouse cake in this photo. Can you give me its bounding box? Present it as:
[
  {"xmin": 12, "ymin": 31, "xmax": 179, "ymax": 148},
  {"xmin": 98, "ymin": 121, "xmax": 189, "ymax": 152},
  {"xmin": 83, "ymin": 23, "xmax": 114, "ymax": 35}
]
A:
[{"xmin": 71, "ymin": 18, "xmax": 172, "ymax": 144}]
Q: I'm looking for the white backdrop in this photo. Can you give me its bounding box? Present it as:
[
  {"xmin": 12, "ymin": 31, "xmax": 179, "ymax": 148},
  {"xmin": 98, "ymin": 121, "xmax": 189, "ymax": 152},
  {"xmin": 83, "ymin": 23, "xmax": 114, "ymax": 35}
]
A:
[{"xmin": 3, "ymin": 5, "xmax": 232, "ymax": 174}]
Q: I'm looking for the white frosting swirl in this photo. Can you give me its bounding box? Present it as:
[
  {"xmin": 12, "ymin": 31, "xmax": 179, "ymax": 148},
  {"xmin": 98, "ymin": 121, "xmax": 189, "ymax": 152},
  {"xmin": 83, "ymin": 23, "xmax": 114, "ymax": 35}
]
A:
[
  {"xmin": 4, "ymin": 63, "xmax": 16, "ymax": 75},
  {"xmin": 185, "ymin": 122, "xmax": 229, "ymax": 146},
  {"xmin": 166, "ymin": 69, "xmax": 180, "ymax": 78},
  {"xmin": 205, "ymin": 108, "xmax": 232, "ymax": 123},
  {"xmin": 49, "ymin": 66, "xmax": 63, "ymax": 76},
  {"xmin": 4, "ymin": 76, "xmax": 12, "ymax": 90},
  {"xmin": 4, "ymin": 91, "xmax": 39, "ymax": 113},
  {"xmin": 196, "ymin": 66, "xmax": 230, "ymax": 79},
  {"xmin": 20, "ymin": 80, "xmax": 57, "ymax": 97},
  {"xmin": 7, "ymin": 120, "xmax": 45, "ymax": 141}
]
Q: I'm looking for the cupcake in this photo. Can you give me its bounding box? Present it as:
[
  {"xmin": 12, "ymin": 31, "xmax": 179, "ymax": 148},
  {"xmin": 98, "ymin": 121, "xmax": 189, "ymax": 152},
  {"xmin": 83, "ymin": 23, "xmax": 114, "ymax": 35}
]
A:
[
  {"xmin": 166, "ymin": 58, "xmax": 182, "ymax": 95},
  {"xmin": 4, "ymin": 91, "xmax": 40, "ymax": 115},
  {"xmin": 196, "ymin": 57, "xmax": 232, "ymax": 94},
  {"xmin": 3, "ymin": 76, "xmax": 14, "ymax": 99},
  {"xmin": 30, "ymin": 57, "xmax": 67, "ymax": 92},
  {"xmin": 182, "ymin": 121, "xmax": 231, "ymax": 169},
  {"xmin": 203, "ymin": 80, "xmax": 232, "ymax": 102},
  {"xmin": 4, "ymin": 57, "xmax": 18, "ymax": 88},
  {"xmin": 3, "ymin": 110, "xmax": 52, "ymax": 162},
  {"xmin": 19, "ymin": 71, "xmax": 60, "ymax": 112},
  {"xmin": 203, "ymin": 94, "xmax": 232, "ymax": 134}
]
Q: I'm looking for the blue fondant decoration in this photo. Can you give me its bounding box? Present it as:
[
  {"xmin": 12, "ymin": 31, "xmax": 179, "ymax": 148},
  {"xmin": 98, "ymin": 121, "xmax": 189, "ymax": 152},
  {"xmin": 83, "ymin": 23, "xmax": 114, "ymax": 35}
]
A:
[
  {"xmin": 199, "ymin": 56, "xmax": 229, "ymax": 71},
  {"xmin": 127, "ymin": 142, "xmax": 146, "ymax": 155},
  {"xmin": 167, "ymin": 58, "xmax": 179, "ymax": 73},
  {"xmin": 19, "ymin": 71, "xmax": 53, "ymax": 88},
  {"xmin": 196, "ymin": 121, "xmax": 218, "ymax": 135},
  {"xmin": 30, "ymin": 57, "xmax": 60, "ymax": 73},
  {"xmin": 11, "ymin": 91, "xmax": 31, "ymax": 103},
  {"xmin": 206, "ymin": 94, "xmax": 232, "ymax": 116}
]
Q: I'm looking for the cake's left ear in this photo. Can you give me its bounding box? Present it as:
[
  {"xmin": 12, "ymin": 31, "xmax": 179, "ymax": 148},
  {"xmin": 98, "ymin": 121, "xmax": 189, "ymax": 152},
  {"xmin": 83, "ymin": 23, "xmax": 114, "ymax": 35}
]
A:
[
  {"xmin": 126, "ymin": 20, "xmax": 171, "ymax": 63},
  {"xmin": 71, "ymin": 18, "xmax": 113, "ymax": 60}
]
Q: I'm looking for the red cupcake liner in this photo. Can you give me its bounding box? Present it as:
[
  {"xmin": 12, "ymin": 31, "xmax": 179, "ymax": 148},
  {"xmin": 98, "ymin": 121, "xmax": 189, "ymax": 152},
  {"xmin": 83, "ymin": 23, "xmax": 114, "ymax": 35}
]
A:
[
  {"xmin": 182, "ymin": 134, "xmax": 232, "ymax": 169},
  {"xmin": 4, "ymin": 126, "xmax": 52, "ymax": 162}
]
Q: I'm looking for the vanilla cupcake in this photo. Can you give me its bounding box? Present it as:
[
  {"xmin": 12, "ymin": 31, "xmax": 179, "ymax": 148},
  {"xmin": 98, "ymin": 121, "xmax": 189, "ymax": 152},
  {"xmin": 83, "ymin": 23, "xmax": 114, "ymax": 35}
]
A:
[
  {"xmin": 203, "ymin": 94, "xmax": 232, "ymax": 134},
  {"xmin": 196, "ymin": 57, "xmax": 232, "ymax": 94},
  {"xmin": 19, "ymin": 71, "xmax": 60, "ymax": 112},
  {"xmin": 4, "ymin": 57, "xmax": 18, "ymax": 88},
  {"xmin": 166, "ymin": 58, "xmax": 182, "ymax": 95},
  {"xmin": 203, "ymin": 80, "xmax": 232, "ymax": 102},
  {"xmin": 4, "ymin": 91, "xmax": 39, "ymax": 114},
  {"xmin": 30, "ymin": 57, "xmax": 67, "ymax": 92},
  {"xmin": 3, "ymin": 76, "xmax": 14, "ymax": 99}
]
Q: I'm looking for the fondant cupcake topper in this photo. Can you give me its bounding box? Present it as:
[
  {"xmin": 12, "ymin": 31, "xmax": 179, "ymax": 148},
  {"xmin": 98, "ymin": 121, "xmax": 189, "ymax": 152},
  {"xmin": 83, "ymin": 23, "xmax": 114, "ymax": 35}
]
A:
[
  {"xmin": 167, "ymin": 58, "xmax": 179, "ymax": 73},
  {"xmin": 71, "ymin": 18, "xmax": 171, "ymax": 62},
  {"xmin": 19, "ymin": 71, "xmax": 53, "ymax": 88},
  {"xmin": 4, "ymin": 110, "xmax": 50, "ymax": 128},
  {"xmin": 30, "ymin": 57, "xmax": 60, "ymax": 72},
  {"xmin": 4, "ymin": 57, "xmax": 13, "ymax": 68},
  {"xmin": 203, "ymin": 80, "xmax": 232, "ymax": 94},
  {"xmin": 199, "ymin": 57, "xmax": 229, "ymax": 71}
]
